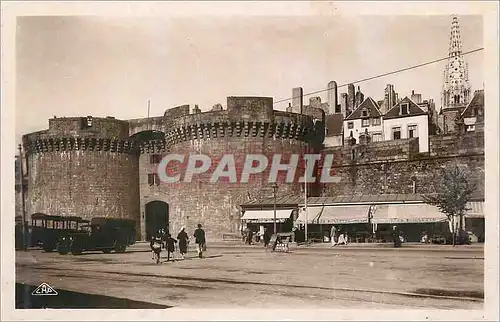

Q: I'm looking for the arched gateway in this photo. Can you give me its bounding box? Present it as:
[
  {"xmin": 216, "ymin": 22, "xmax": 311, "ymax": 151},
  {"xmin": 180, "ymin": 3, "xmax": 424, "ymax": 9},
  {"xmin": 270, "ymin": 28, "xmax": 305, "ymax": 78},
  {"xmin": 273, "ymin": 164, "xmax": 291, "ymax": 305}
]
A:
[{"xmin": 145, "ymin": 201, "xmax": 169, "ymax": 240}]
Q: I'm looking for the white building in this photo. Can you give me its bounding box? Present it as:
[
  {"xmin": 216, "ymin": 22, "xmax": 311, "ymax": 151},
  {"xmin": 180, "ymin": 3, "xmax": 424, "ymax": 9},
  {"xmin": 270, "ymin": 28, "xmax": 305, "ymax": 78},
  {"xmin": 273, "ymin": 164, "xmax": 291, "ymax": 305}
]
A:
[
  {"xmin": 343, "ymin": 97, "xmax": 383, "ymax": 143},
  {"xmin": 382, "ymin": 96, "xmax": 429, "ymax": 153}
]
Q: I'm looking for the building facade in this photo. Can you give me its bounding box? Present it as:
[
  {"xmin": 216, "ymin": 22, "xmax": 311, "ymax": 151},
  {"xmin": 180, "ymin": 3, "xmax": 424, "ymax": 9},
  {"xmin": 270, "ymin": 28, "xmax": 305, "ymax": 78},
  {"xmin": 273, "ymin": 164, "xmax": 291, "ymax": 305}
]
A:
[
  {"xmin": 383, "ymin": 97, "xmax": 430, "ymax": 153},
  {"xmin": 343, "ymin": 97, "xmax": 383, "ymax": 144}
]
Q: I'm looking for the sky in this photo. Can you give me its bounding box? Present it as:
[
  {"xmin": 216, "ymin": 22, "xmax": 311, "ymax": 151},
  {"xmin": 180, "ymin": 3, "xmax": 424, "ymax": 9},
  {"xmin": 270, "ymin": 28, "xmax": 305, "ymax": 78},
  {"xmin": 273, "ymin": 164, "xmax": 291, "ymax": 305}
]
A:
[{"xmin": 15, "ymin": 15, "xmax": 483, "ymax": 144}]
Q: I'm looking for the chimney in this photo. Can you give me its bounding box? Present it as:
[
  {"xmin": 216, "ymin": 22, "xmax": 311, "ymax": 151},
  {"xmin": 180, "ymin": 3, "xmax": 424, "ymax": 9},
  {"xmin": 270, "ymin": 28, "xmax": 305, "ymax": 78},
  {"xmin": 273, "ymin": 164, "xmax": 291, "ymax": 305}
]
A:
[
  {"xmin": 355, "ymin": 86, "xmax": 364, "ymax": 108},
  {"xmin": 292, "ymin": 87, "xmax": 304, "ymax": 114},
  {"xmin": 384, "ymin": 84, "xmax": 396, "ymax": 113},
  {"xmin": 328, "ymin": 81, "xmax": 338, "ymax": 114},
  {"xmin": 412, "ymin": 90, "xmax": 415, "ymax": 95},
  {"xmin": 340, "ymin": 93, "xmax": 348, "ymax": 117},
  {"xmin": 348, "ymin": 84, "xmax": 355, "ymax": 111}
]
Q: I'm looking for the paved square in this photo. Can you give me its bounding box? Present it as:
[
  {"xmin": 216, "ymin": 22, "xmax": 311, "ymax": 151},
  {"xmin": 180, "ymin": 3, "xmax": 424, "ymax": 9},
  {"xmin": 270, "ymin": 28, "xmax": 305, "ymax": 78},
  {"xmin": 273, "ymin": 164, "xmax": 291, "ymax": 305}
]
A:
[{"xmin": 16, "ymin": 243, "xmax": 484, "ymax": 309}]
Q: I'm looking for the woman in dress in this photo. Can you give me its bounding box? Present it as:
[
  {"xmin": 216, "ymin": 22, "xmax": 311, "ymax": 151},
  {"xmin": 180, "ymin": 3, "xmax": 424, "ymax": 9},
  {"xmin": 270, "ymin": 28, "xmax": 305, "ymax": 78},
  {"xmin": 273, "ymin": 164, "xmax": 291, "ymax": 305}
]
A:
[{"xmin": 177, "ymin": 227, "xmax": 189, "ymax": 259}]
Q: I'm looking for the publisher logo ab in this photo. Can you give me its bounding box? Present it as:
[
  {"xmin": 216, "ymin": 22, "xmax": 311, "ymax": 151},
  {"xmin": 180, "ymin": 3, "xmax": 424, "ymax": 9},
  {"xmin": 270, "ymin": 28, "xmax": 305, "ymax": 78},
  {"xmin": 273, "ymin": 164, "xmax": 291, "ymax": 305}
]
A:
[{"xmin": 31, "ymin": 282, "xmax": 58, "ymax": 296}]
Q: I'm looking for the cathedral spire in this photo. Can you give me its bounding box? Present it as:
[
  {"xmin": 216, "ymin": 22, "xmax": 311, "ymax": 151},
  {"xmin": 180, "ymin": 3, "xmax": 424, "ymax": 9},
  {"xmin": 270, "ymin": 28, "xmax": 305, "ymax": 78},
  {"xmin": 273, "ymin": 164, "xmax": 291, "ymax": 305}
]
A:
[
  {"xmin": 441, "ymin": 15, "xmax": 471, "ymax": 111},
  {"xmin": 448, "ymin": 15, "xmax": 463, "ymax": 57}
]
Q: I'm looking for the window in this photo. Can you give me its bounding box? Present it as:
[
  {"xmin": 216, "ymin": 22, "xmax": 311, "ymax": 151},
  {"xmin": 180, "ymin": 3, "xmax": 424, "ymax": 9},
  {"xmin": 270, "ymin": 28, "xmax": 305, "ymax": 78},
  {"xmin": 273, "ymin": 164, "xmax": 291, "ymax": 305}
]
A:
[
  {"xmin": 361, "ymin": 119, "xmax": 370, "ymax": 127},
  {"xmin": 150, "ymin": 154, "xmax": 162, "ymax": 164},
  {"xmin": 347, "ymin": 122, "xmax": 354, "ymax": 129},
  {"xmin": 408, "ymin": 125, "xmax": 418, "ymax": 138},
  {"xmin": 467, "ymin": 125, "xmax": 475, "ymax": 132},
  {"xmin": 372, "ymin": 132, "xmax": 382, "ymax": 142},
  {"xmin": 372, "ymin": 118, "xmax": 381, "ymax": 126},
  {"xmin": 392, "ymin": 127, "xmax": 401, "ymax": 140},
  {"xmin": 400, "ymin": 103, "xmax": 409, "ymax": 115},
  {"xmin": 148, "ymin": 173, "xmax": 160, "ymax": 186},
  {"xmin": 86, "ymin": 116, "xmax": 93, "ymax": 127},
  {"xmin": 362, "ymin": 109, "xmax": 368, "ymax": 117}
]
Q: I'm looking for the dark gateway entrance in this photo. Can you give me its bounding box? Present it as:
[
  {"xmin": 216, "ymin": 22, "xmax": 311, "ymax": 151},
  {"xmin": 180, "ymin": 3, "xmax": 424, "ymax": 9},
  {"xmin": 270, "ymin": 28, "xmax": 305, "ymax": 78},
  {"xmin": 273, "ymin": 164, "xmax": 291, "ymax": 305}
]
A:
[{"xmin": 145, "ymin": 201, "xmax": 169, "ymax": 241}]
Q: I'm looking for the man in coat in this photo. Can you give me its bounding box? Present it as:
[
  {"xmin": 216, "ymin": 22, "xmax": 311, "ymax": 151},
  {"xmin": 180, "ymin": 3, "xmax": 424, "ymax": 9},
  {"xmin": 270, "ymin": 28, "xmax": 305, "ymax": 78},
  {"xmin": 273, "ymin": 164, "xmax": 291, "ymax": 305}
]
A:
[{"xmin": 193, "ymin": 224, "xmax": 206, "ymax": 258}]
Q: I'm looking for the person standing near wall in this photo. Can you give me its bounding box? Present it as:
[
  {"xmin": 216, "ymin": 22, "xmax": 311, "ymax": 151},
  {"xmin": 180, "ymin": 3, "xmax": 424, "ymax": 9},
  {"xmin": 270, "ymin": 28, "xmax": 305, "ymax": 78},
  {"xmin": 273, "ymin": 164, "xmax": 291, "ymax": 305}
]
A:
[{"xmin": 194, "ymin": 224, "xmax": 206, "ymax": 258}]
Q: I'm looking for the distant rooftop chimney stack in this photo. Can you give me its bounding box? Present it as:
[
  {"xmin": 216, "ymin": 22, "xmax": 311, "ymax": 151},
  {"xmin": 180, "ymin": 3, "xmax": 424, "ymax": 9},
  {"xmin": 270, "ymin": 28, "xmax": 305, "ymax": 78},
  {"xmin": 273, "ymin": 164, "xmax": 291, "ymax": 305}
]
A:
[{"xmin": 292, "ymin": 87, "xmax": 304, "ymax": 114}]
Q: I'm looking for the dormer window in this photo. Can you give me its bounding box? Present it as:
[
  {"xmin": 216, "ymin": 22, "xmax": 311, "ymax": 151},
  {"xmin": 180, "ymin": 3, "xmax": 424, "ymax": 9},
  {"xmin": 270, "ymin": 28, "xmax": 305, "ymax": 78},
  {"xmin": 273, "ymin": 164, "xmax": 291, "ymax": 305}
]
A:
[{"xmin": 400, "ymin": 103, "xmax": 409, "ymax": 115}]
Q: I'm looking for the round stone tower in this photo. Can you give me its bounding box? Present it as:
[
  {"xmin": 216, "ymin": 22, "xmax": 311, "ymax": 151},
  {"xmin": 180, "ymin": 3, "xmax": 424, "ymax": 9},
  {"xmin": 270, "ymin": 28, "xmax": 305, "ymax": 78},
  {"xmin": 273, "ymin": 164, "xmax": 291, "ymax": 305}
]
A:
[
  {"xmin": 129, "ymin": 97, "xmax": 318, "ymax": 241},
  {"xmin": 23, "ymin": 116, "xmax": 141, "ymax": 238}
]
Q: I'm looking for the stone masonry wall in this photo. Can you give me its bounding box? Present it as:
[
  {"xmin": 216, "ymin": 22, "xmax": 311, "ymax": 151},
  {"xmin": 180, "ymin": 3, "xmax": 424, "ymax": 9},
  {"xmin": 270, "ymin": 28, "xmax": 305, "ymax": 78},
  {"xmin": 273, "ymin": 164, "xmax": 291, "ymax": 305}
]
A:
[
  {"xmin": 321, "ymin": 131, "xmax": 484, "ymax": 197},
  {"xmin": 141, "ymin": 136, "xmax": 307, "ymax": 241},
  {"xmin": 23, "ymin": 117, "xmax": 142, "ymax": 238},
  {"xmin": 27, "ymin": 151, "xmax": 141, "ymax": 236},
  {"xmin": 133, "ymin": 97, "xmax": 315, "ymax": 240}
]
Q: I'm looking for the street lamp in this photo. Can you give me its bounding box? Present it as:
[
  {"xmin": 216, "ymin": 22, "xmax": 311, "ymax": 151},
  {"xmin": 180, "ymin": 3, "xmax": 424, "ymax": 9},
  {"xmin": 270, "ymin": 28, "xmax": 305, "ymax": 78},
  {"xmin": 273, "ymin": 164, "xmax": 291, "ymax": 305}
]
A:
[
  {"xmin": 272, "ymin": 183, "xmax": 279, "ymax": 234},
  {"xmin": 18, "ymin": 144, "xmax": 27, "ymax": 251}
]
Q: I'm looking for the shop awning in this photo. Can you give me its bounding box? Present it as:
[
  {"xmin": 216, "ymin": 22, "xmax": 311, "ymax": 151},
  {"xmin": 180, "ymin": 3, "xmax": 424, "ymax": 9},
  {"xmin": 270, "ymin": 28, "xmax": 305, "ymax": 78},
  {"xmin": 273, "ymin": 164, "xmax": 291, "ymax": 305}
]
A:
[
  {"xmin": 317, "ymin": 205, "xmax": 370, "ymax": 224},
  {"xmin": 296, "ymin": 206, "xmax": 324, "ymax": 224},
  {"xmin": 371, "ymin": 203, "xmax": 447, "ymax": 224},
  {"xmin": 241, "ymin": 209, "xmax": 293, "ymax": 223},
  {"xmin": 465, "ymin": 201, "xmax": 484, "ymax": 218}
]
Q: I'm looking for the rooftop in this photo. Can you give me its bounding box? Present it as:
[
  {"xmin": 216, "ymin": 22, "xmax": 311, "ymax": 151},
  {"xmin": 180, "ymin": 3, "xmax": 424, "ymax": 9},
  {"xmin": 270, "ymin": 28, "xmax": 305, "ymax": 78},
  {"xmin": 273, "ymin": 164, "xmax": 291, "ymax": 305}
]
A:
[{"xmin": 345, "ymin": 97, "xmax": 382, "ymax": 121}]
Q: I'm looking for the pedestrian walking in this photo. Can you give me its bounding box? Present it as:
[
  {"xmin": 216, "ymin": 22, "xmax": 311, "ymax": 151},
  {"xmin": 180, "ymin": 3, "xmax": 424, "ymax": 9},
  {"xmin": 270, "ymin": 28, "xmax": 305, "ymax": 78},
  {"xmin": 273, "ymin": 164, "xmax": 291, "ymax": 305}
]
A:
[
  {"xmin": 330, "ymin": 225, "xmax": 338, "ymax": 247},
  {"xmin": 177, "ymin": 227, "xmax": 189, "ymax": 259},
  {"xmin": 246, "ymin": 229, "xmax": 254, "ymax": 245},
  {"xmin": 165, "ymin": 233, "xmax": 177, "ymax": 261},
  {"xmin": 393, "ymin": 225, "xmax": 402, "ymax": 248},
  {"xmin": 263, "ymin": 227, "xmax": 271, "ymax": 247},
  {"xmin": 193, "ymin": 224, "xmax": 206, "ymax": 259},
  {"xmin": 150, "ymin": 232, "xmax": 164, "ymax": 264}
]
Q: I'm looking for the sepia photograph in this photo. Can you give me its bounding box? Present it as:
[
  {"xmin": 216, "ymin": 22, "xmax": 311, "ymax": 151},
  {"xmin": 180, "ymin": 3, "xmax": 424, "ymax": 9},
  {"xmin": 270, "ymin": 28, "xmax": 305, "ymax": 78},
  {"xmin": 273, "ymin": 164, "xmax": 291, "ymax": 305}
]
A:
[{"xmin": 2, "ymin": 1, "xmax": 499, "ymax": 321}]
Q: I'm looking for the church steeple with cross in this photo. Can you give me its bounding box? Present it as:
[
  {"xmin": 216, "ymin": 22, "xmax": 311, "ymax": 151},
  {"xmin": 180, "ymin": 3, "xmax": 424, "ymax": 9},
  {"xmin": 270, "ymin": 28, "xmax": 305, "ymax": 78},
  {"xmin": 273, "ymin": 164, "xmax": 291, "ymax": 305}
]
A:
[{"xmin": 441, "ymin": 15, "xmax": 471, "ymax": 111}]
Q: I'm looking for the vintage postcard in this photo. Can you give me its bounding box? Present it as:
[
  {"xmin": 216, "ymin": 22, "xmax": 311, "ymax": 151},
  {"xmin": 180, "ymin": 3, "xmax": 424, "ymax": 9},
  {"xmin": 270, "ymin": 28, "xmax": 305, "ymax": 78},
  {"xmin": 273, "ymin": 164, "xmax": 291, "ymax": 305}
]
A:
[{"xmin": 1, "ymin": 1, "xmax": 499, "ymax": 321}]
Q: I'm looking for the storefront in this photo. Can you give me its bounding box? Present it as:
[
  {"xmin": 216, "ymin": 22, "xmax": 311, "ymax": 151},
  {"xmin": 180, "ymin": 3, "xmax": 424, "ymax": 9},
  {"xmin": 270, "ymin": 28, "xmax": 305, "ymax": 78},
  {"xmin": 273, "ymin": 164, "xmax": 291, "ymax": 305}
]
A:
[
  {"xmin": 239, "ymin": 195, "xmax": 301, "ymax": 239},
  {"xmin": 317, "ymin": 205, "xmax": 372, "ymax": 242},
  {"xmin": 370, "ymin": 203, "xmax": 448, "ymax": 242},
  {"xmin": 295, "ymin": 206, "xmax": 324, "ymax": 242},
  {"xmin": 297, "ymin": 194, "xmax": 453, "ymax": 243},
  {"xmin": 241, "ymin": 209, "xmax": 295, "ymax": 235},
  {"xmin": 465, "ymin": 200, "xmax": 485, "ymax": 242}
]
